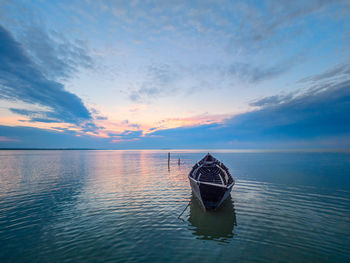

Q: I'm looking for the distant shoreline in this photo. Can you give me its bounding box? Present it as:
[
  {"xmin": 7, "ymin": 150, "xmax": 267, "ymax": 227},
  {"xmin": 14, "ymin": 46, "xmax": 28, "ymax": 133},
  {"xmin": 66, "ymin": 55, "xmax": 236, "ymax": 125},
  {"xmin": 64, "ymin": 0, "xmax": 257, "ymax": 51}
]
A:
[
  {"xmin": 0, "ymin": 148, "xmax": 97, "ymax": 150},
  {"xmin": 0, "ymin": 148, "xmax": 350, "ymax": 153}
]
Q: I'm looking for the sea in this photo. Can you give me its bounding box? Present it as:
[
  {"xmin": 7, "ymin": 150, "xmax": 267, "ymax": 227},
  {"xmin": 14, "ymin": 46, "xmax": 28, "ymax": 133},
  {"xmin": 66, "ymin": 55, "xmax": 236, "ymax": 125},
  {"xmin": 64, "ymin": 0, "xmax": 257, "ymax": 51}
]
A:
[{"xmin": 0, "ymin": 150, "xmax": 349, "ymax": 262}]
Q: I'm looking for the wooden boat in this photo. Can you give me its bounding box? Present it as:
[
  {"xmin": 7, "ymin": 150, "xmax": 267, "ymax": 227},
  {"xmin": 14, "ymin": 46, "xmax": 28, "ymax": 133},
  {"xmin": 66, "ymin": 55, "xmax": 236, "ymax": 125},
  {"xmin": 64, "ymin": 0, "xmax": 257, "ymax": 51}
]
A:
[{"xmin": 188, "ymin": 153, "xmax": 234, "ymax": 210}]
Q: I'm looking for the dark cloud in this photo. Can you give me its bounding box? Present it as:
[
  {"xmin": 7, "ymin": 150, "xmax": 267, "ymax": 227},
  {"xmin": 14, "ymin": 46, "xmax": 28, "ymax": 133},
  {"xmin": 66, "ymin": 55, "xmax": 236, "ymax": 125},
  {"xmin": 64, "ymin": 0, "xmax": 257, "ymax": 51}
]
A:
[
  {"xmin": 19, "ymin": 27, "xmax": 93, "ymax": 81},
  {"xmin": 90, "ymin": 108, "xmax": 108, "ymax": 121},
  {"xmin": 3, "ymin": 80, "xmax": 349, "ymax": 149},
  {"xmin": 226, "ymin": 80, "xmax": 350, "ymax": 138},
  {"xmin": 0, "ymin": 125, "xmax": 109, "ymax": 148},
  {"xmin": 299, "ymin": 62, "xmax": 350, "ymax": 83},
  {"xmin": 9, "ymin": 108, "xmax": 71, "ymax": 123},
  {"xmin": 1, "ymin": 78, "xmax": 349, "ymax": 149},
  {"xmin": 0, "ymin": 25, "xmax": 92, "ymax": 125},
  {"xmin": 81, "ymin": 122, "xmax": 102, "ymax": 134},
  {"xmin": 250, "ymin": 94, "xmax": 294, "ymax": 107},
  {"xmin": 144, "ymin": 80, "xmax": 350, "ymax": 148},
  {"xmin": 0, "ymin": 1, "xmax": 94, "ymax": 81},
  {"xmin": 9, "ymin": 108, "xmax": 42, "ymax": 117}
]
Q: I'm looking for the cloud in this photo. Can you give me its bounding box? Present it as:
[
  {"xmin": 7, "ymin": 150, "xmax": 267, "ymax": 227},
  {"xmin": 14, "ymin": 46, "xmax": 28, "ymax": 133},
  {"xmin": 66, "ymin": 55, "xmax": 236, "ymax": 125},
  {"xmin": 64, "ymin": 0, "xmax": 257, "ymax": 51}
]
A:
[
  {"xmin": 0, "ymin": 25, "xmax": 92, "ymax": 125},
  {"xmin": 128, "ymin": 53, "xmax": 304, "ymax": 102},
  {"xmin": 18, "ymin": 26, "xmax": 93, "ymax": 81},
  {"xmin": 226, "ymin": 80, "xmax": 350, "ymax": 137},
  {"xmin": 0, "ymin": 136, "xmax": 19, "ymax": 142},
  {"xmin": 1, "ymin": 79, "xmax": 349, "ymax": 149},
  {"xmin": 250, "ymin": 61, "xmax": 350, "ymax": 107},
  {"xmin": 250, "ymin": 94, "xmax": 294, "ymax": 107},
  {"xmin": 91, "ymin": 0, "xmax": 349, "ymax": 54},
  {"xmin": 89, "ymin": 108, "xmax": 108, "ymax": 121},
  {"xmin": 0, "ymin": 125, "xmax": 109, "ymax": 148},
  {"xmin": 96, "ymin": 116, "xmax": 108, "ymax": 120},
  {"xmin": 143, "ymin": 79, "xmax": 350, "ymax": 148},
  {"xmin": 109, "ymin": 130, "xmax": 143, "ymax": 142},
  {"xmin": 228, "ymin": 0, "xmax": 349, "ymax": 51},
  {"xmin": 81, "ymin": 122, "xmax": 103, "ymax": 134},
  {"xmin": 228, "ymin": 60, "xmax": 292, "ymax": 83},
  {"xmin": 129, "ymin": 64, "xmax": 178, "ymax": 102},
  {"xmin": 299, "ymin": 62, "xmax": 350, "ymax": 83}
]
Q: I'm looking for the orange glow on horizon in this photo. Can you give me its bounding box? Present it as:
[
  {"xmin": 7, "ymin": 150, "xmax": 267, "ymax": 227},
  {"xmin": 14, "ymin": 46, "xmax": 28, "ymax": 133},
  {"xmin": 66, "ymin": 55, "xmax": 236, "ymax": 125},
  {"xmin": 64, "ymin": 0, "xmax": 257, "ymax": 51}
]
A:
[{"xmin": 0, "ymin": 110, "xmax": 234, "ymax": 143}]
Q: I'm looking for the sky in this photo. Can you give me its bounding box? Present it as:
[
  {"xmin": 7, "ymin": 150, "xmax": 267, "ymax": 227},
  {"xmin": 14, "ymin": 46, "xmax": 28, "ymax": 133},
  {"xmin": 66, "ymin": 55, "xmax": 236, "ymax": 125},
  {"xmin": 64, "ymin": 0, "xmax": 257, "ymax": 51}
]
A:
[{"xmin": 0, "ymin": 0, "xmax": 350, "ymax": 149}]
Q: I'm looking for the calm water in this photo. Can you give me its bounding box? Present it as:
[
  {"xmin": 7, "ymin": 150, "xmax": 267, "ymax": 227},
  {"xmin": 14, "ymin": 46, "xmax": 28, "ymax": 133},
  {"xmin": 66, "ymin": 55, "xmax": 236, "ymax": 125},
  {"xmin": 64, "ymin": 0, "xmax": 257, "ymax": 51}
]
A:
[{"xmin": 1, "ymin": 150, "xmax": 350, "ymax": 262}]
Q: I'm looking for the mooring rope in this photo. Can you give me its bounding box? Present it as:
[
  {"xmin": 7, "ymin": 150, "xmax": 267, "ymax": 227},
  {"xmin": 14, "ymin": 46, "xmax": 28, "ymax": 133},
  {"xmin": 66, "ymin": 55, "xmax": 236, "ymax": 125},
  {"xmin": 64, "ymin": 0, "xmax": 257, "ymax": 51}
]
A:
[{"xmin": 178, "ymin": 200, "xmax": 191, "ymax": 219}]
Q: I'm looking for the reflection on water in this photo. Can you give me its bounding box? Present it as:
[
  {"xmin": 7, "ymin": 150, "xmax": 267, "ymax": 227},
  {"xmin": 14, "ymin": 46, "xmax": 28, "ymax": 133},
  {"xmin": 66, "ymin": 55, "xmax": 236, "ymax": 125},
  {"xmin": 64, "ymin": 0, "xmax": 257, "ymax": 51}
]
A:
[
  {"xmin": 1, "ymin": 150, "xmax": 350, "ymax": 262},
  {"xmin": 188, "ymin": 194, "xmax": 236, "ymax": 242}
]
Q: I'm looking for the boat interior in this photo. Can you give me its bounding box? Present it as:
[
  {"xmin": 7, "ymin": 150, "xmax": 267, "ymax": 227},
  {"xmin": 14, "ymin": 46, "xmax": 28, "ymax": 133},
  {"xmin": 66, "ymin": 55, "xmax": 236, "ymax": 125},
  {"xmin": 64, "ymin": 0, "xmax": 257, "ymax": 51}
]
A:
[{"xmin": 189, "ymin": 153, "xmax": 234, "ymax": 186}]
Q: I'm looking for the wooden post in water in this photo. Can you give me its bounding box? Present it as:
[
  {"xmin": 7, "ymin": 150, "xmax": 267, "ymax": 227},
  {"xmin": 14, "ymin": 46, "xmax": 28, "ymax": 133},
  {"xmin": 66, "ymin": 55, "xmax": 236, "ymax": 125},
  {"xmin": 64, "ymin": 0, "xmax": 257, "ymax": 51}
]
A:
[
  {"xmin": 168, "ymin": 152, "xmax": 170, "ymax": 168},
  {"xmin": 178, "ymin": 157, "xmax": 180, "ymax": 166}
]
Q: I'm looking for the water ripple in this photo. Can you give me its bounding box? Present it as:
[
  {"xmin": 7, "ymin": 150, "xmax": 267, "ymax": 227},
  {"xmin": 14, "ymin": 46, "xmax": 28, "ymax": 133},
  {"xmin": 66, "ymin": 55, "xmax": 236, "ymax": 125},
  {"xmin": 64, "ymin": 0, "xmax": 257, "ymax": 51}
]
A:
[{"xmin": 0, "ymin": 150, "xmax": 350, "ymax": 262}]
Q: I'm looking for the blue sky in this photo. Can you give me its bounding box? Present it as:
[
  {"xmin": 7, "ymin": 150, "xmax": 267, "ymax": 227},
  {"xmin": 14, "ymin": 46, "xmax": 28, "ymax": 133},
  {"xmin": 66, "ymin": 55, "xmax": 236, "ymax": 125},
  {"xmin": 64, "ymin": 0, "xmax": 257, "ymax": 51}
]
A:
[{"xmin": 0, "ymin": 0, "xmax": 349, "ymax": 148}]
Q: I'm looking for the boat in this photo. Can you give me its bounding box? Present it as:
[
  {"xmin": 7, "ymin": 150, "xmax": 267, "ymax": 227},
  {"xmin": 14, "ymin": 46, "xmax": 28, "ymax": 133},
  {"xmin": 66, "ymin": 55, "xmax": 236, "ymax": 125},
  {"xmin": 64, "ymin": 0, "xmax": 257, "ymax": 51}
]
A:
[{"xmin": 188, "ymin": 153, "xmax": 235, "ymax": 210}]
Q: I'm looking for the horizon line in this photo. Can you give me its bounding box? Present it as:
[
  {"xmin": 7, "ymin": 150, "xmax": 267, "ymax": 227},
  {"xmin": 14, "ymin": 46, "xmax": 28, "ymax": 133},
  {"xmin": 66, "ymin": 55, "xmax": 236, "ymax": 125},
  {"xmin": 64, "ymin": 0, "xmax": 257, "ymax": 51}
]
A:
[{"xmin": 1, "ymin": 148, "xmax": 350, "ymax": 153}]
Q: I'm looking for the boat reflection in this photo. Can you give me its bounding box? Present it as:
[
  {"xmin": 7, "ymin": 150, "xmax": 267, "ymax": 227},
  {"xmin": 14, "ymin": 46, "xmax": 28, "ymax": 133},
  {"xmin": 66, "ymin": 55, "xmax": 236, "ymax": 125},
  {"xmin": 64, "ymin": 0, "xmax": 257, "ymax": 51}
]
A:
[{"xmin": 188, "ymin": 194, "xmax": 237, "ymax": 242}]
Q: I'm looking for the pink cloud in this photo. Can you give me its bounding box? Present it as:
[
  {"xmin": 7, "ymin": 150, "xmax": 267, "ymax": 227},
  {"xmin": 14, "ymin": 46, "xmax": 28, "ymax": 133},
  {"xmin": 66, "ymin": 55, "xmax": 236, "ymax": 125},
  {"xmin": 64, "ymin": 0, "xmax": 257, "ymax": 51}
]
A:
[{"xmin": 0, "ymin": 136, "xmax": 20, "ymax": 142}]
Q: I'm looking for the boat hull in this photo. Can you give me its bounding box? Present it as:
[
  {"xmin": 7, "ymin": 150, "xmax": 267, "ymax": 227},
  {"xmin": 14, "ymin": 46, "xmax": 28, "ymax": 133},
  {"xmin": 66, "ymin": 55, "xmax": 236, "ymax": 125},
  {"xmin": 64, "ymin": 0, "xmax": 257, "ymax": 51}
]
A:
[{"xmin": 189, "ymin": 177, "xmax": 233, "ymax": 210}]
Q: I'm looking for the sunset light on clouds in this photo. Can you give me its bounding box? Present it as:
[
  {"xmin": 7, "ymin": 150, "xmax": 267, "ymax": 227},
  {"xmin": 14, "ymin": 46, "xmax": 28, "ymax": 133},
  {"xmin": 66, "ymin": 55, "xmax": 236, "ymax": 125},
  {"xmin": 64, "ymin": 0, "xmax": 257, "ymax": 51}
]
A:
[{"xmin": 0, "ymin": 0, "xmax": 350, "ymax": 148}]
